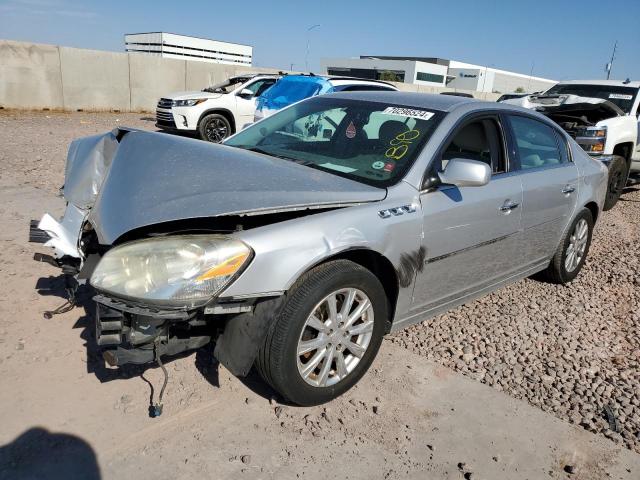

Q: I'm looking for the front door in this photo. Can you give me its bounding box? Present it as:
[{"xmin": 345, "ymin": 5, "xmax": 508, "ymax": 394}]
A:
[
  {"xmin": 506, "ymin": 114, "xmax": 579, "ymax": 264},
  {"xmin": 411, "ymin": 116, "xmax": 524, "ymax": 312},
  {"xmin": 235, "ymin": 78, "xmax": 277, "ymax": 127}
]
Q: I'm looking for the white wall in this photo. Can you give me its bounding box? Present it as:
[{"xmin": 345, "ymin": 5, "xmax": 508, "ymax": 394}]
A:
[{"xmin": 125, "ymin": 32, "xmax": 252, "ymax": 66}]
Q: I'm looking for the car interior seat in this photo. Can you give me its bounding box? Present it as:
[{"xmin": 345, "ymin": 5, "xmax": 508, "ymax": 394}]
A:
[
  {"xmin": 378, "ymin": 120, "xmax": 409, "ymax": 145},
  {"xmin": 443, "ymin": 122, "xmax": 491, "ymax": 166}
]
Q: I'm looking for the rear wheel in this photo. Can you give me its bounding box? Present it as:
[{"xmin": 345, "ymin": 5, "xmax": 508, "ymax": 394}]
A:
[
  {"xmin": 198, "ymin": 113, "xmax": 232, "ymax": 143},
  {"xmin": 603, "ymin": 155, "xmax": 628, "ymax": 211},
  {"xmin": 542, "ymin": 208, "xmax": 593, "ymax": 284},
  {"xmin": 256, "ymin": 260, "xmax": 387, "ymax": 406}
]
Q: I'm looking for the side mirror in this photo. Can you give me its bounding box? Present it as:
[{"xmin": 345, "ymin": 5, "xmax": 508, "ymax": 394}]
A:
[
  {"xmin": 438, "ymin": 158, "xmax": 491, "ymax": 187},
  {"xmin": 238, "ymin": 89, "xmax": 254, "ymax": 99}
]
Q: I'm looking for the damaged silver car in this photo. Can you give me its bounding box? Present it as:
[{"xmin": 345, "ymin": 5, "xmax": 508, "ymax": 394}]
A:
[{"xmin": 32, "ymin": 92, "xmax": 608, "ymax": 408}]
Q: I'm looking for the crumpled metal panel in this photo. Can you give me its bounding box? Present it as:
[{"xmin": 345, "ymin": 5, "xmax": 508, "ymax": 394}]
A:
[
  {"xmin": 86, "ymin": 130, "xmax": 386, "ymax": 244},
  {"xmin": 63, "ymin": 131, "xmax": 119, "ymax": 210}
]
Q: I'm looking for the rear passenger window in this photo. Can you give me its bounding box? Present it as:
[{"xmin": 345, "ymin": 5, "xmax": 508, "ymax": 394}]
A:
[{"xmin": 509, "ymin": 116, "xmax": 563, "ymax": 169}]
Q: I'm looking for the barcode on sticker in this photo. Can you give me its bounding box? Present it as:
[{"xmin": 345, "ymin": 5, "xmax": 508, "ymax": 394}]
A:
[
  {"xmin": 609, "ymin": 93, "xmax": 633, "ymax": 100},
  {"xmin": 383, "ymin": 107, "xmax": 435, "ymax": 120}
]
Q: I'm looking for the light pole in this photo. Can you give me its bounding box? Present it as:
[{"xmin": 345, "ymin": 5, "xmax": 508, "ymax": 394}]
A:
[{"xmin": 305, "ymin": 24, "xmax": 321, "ymax": 72}]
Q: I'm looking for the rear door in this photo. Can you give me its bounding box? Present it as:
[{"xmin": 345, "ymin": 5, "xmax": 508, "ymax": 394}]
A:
[
  {"xmin": 411, "ymin": 114, "xmax": 524, "ymax": 311},
  {"xmin": 506, "ymin": 114, "xmax": 579, "ymax": 265}
]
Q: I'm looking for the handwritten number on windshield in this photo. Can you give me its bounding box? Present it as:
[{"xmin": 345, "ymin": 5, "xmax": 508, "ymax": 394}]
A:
[{"xmin": 385, "ymin": 130, "xmax": 421, "ymax": 160}]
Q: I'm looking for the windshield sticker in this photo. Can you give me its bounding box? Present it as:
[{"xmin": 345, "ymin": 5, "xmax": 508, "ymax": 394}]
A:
[
  {"xmin": 383, "ymin": 107, "xmax": 435, "ymax": 120},
  {"xmin": 372, "ymin": 161, "xmax": 385, "ymax": 170},
  {"xmin": 385, "ymin": 129, "xmax": 422, "ymax": 161},
  {"xmin": 383, "ymin": 162, "xmax": 395, "ymax": 172},
  {"xmin": 609, "ymin": 93, "xmax": 633, "ymax": 100},
  {"xmin": 345, "ymin": 121, "xmax": 357, "ymax": 138},
  {"xmin": 318, "ymin": 162, "xmax": 357, "ymax": 174}
]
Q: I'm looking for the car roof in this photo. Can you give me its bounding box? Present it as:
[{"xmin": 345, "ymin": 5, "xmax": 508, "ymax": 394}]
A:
[
  {"xmin": 323, "ymin": 90, "xmax": 479, "ymax": 112},
  {"xmin": 231, "ymin": 73, "xmax": 280, "ymax": 80},
  {"xmin": 556, "ymin": 79, "xmax": 640, "ymax": 88}
]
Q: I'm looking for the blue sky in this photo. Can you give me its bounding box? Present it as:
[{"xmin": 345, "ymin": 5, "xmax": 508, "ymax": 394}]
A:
[{"xmin": 1, "ymin": 0, "xmax": 639, "ymax": 81}]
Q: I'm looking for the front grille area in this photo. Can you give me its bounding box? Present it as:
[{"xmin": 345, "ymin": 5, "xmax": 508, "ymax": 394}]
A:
[
  {"xmin": 156, "ymin": 109, "xmax": 176, "ymax": 129},
  {"xmin": 157, "ymin": 98, "xmax": 173, "ymax": 109}
]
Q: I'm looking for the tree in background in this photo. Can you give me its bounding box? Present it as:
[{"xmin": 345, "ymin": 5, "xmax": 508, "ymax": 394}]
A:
[{"xmin": 378, "ymin": 70, "xmax": 403, "ymax": 82}]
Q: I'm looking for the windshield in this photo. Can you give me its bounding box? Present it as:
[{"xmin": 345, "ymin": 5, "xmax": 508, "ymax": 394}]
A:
[
  {"xmin": 203, "ymin": 76, "xmax": 249, "ymax": 94},
  {"xmin": 544, "ymin": 84, "xmax": 638, "ymax": 114},
  {"xmin": 225, "ymin": 97, "xmax": 443, "ymax": 187}
]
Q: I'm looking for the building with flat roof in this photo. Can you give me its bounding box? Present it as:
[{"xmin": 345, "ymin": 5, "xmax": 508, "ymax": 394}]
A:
[
  {"xmin": 124, "ymin": 32, "xmax": 252, "ymax": 66},
  {"xmin": 321, "ymin": 56, "xmax": 556, "ymax": 94}
]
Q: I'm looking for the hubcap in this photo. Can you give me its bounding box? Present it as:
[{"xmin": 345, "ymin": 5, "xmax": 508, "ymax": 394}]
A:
[
  {"xmin": 205, "ymin": 118, "xmax": 229, "ymax": 142},
  {"xmin": 564, "ymin": 218, "xmax": 589, "ymax": 273},
  {"xmin": 296, "ymin": 288, "xmax": 374, "ymax": 387}
]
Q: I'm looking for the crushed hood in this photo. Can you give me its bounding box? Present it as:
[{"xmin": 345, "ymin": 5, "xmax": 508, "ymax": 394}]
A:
[
  {"xmin": 504, "ymin": 94, "xmax": 624, "ymax": 119},
  {"xmin": 65, "ymin": 129, "xmax": 386, "ymax": 244}
]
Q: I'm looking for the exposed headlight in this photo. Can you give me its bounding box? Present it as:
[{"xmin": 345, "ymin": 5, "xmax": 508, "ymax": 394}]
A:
[
  {"xmin": 576, "ymin": 126, "xmax": 607, "ymax": 154},
  {"xmin": 172, "ymin": 99, "xmax": 207, "ymax": 107},
  {"xmin": 90, "ymin": 236, "xmax": 252, "ymax": 308}
]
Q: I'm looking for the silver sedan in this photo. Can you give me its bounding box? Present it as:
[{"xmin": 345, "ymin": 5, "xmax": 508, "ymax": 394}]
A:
[{"xmin": 34, "ymin": 92, "xmax": 608, "ymax": 407}]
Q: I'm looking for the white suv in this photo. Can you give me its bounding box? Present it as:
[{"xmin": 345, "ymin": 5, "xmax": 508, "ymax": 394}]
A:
[{"xmin": 156, "ymin": 74, "xmax": 280, "ymax": 142}]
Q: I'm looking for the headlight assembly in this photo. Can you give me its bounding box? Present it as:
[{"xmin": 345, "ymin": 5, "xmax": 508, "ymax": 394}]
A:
[
  {"xmin": 576, "ymin": 126, "xmax": 607, "ymax": 154},
  {"xmin": 90, "ymin": 236, "xmax": 252, "ymax": 308},
  {"xmin": 172, "ymin": 99, "xmax": 207, "ymax": 107}
]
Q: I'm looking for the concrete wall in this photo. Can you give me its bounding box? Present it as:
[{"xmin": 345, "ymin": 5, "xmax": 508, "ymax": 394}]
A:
[
  {"xmin": 59, "ymin": 46, "xmax": 130, "ymax": 111},
  {"xmin": 0, "ymin": 40, "xmax": 64, "ymax": 109},
  {"xmin": 0, "ymin": 39, "xmax": 501, "ymax": 112},
  {"xmin": 129, "ymin": 53, "xmax": 185, "ymax": 111}
]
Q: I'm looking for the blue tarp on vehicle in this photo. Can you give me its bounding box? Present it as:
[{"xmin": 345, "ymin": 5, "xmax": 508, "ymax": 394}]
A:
[{"xmin": 256, "ymin": 76, "xmax": 334, "ymax": 116}]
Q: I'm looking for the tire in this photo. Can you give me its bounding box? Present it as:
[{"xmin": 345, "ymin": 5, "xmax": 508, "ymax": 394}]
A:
[
  {"xmin": 603, "ymin": 155, "xmax": 628, "ymax": 211},
  {"xmin": 541, "ymin": 208, "xmax": 593, "ymax": 284},
  {"xmin": 256, "ymin": 260, "xmax": 388, "ymax": 406},
  {"xmin": 198, "ymin": 113, "xmax": 232, "ymax": 143}
]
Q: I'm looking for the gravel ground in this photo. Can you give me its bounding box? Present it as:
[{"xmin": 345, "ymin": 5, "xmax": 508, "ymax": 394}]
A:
[
  {"xmin": 1, "ymin": 110, "xmax": 639, "ymax": 461},
  {"xmin": 391, "ymin": 187, "xmax": 640, "ymax": 452}
]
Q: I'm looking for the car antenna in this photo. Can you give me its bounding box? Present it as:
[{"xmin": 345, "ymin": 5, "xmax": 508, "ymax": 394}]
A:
[{"xmin": 623, "ymin": 78, "xmax": 631, "ymax": 84}]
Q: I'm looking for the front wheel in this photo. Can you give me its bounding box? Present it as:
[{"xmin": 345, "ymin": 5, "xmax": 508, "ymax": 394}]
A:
[
  {"xmin": 198, "ymin": 113, "xmax": 232, "ymax": 143},
  {"xmin": 603, "ymin": 155, "xmax": 628, "ymax": 211},
  {"xmin": 541, "ymin": 208, "xmax": 593, "ymax": 284},
  {"xmin": 256, "ymin": 260, "xmax": 388, "ymax": 406}
]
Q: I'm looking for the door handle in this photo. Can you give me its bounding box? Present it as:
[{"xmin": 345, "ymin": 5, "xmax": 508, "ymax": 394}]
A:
[
  {"xmin": 499, "ymin": 200, "xmax": 520, "ymax": 213},
  {"xmin": 562, "ymin": 185, "xmax": 576, "ymax": 194}
]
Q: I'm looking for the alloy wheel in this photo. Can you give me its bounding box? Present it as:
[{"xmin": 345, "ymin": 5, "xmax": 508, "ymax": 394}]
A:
[
  {"xmin": 205, "ymin": 118, "xmax": 229, "ymax": 142},
  {"xmin": 296, "ymin": 288, "xmax": 374, "ymax": 387},
  {"xmin": 564, "ymin": 218, "xmax": 589, "ymax": 273}
]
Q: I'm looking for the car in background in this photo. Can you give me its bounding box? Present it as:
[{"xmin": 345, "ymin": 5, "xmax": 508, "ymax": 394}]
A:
[
  {"xmin": 156, "ymin": 73, "xmax": 280, "ymax": 142},
  {"xmin": 504, "ymin": 80, "xmax": 640, "ymax": 210},
  {"xmin": 253, "ymin": 75, "xmax": 397, "ymax": 122},
  {"xmin": 33, "ymin": 92, "xmax": 607, "ymax": 407},
  {"xmin": 497, "ymin": 92, "xmax": 530, "ymax": 102},
  {"xmin": 440, "ymin": 91, "xmax": 474, "ymax": 98}
]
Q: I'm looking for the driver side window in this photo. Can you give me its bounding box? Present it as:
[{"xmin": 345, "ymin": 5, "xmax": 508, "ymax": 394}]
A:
[
  {"xmin": 440, "ymin": 118, "xmax": 505, "ymax": 174},
  {"xmin": 244, "ymin": 79, "xmax": 276, "ymax": 97}
]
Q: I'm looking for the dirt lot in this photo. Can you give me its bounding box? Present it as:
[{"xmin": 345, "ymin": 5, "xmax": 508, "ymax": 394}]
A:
[{"xmin": 0, "ymin": 111, "xmax": 639, "ymax": 479}]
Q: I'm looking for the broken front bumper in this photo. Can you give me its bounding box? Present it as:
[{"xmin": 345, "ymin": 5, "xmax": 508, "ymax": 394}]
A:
[
  {"xmin": 34, "ymin": 203, "xmax": 86, "ymax": 259},
  {"xmin": 94, "ymin": 294, "xmax": 211, "ymax": 367}
]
